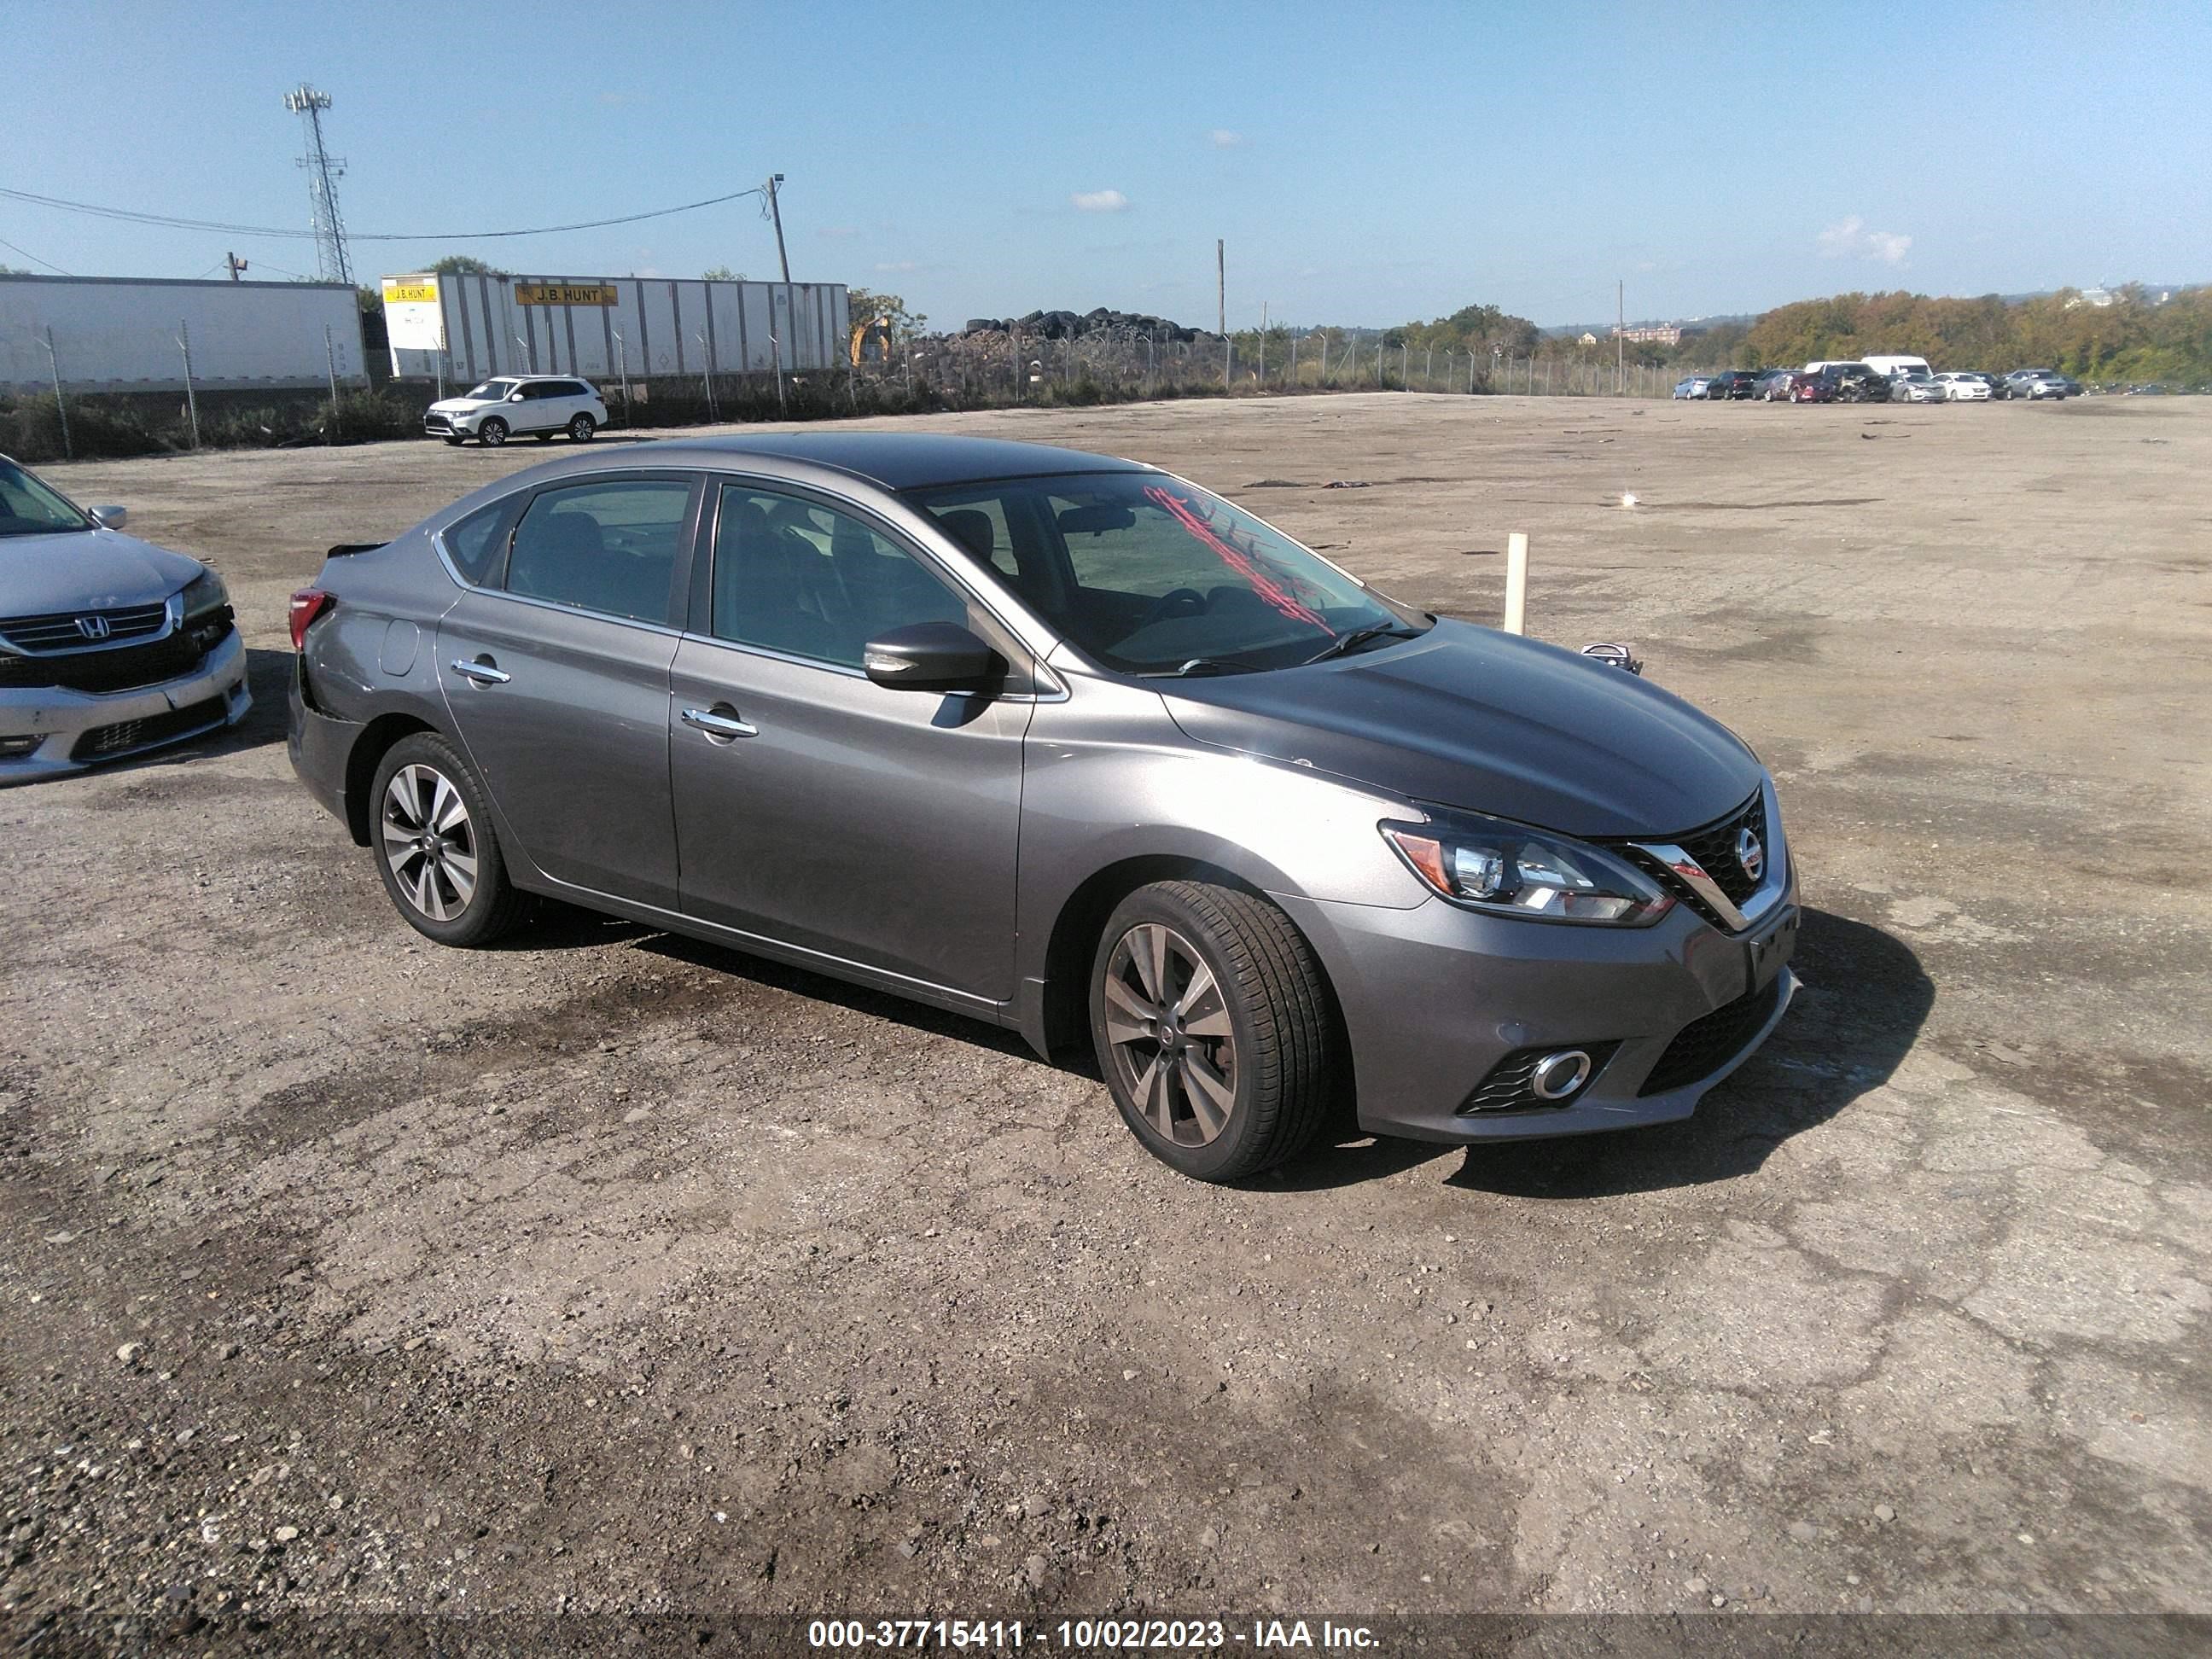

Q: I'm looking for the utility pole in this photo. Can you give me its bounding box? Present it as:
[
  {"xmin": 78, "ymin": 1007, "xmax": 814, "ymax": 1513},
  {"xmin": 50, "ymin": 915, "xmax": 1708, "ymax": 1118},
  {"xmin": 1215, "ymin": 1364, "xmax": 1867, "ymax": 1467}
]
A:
[
  {"xmin": 1616, "ymin": 278, "xmax": 1625, "ymax": 395},
  {"xmin": 225, "ymin": 252, "xmax": 248, "ymax": 283},
  {"xmin": 284, "ymin": 84, "xmax": 352, "ymax": 285},
  {"xmin": 1216, "ymin": 239, "xmax": 1225, "ymax": 336},
  {"xmin": 765, "ymin": 173, "xmax": 791, "ymax": 283}
]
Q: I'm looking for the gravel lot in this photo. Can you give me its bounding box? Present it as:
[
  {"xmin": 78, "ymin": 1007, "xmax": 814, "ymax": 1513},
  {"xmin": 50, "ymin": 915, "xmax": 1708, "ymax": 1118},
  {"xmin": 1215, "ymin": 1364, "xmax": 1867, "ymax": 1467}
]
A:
[{"xmin": 4, "ymin": 393, "xmax": 2209, "ymax": 1639}]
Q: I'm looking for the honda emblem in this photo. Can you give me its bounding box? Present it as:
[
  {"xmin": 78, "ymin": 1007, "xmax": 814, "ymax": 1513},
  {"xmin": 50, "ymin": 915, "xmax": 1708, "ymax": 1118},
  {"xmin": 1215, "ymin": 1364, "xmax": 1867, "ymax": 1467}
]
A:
[{"xmin": 76, "ymin": 614, "xmax": 112, "ymax": 641}]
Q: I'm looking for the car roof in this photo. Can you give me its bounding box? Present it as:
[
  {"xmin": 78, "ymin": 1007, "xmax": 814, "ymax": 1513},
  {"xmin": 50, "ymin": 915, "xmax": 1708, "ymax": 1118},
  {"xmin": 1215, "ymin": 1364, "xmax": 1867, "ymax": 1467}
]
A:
[{"xmin": 634, "ymin": 432, "xmax": 1151, "ymax": 492}]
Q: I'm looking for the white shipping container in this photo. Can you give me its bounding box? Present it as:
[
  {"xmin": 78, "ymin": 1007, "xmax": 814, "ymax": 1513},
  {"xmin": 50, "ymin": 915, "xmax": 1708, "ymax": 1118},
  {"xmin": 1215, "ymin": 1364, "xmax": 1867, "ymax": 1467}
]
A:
[
  {"xmin": 384, "ymin": 271, "xmax": 851, "ymax": 386},
  {"xmin": 0, "ymin": 275, "xmax": 368, "ymax": 393}
]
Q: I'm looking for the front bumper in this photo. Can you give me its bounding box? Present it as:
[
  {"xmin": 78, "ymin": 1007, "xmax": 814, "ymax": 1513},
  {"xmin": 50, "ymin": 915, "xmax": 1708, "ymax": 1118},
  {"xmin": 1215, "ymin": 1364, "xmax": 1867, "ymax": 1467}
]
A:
[
  {"xmin": 1278, "ymin": 867, "xmax": 1802, "ymax": 1144},
  {"xmin": 425, "ymin": 410, "xmax": 477, "ymax": 437},
  {"xmin": 0, "ymin": 630, "xmax": 251, "ymax": 783}
]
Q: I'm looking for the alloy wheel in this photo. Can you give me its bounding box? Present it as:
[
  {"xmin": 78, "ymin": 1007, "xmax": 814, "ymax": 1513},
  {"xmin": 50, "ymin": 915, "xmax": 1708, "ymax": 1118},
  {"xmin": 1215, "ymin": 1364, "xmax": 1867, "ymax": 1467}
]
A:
[
  {"xmin": 1101, "ymin": 922, "xmax": 1238, "ymax": 1146},
  {"xmin": 381, "ymin": 763, "xmax": 480, "ymax": 923}
]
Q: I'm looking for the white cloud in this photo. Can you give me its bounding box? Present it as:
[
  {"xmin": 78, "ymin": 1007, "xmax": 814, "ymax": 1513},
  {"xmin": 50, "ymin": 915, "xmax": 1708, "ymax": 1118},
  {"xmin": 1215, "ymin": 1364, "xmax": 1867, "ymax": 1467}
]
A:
[
  {"xmin": 1209, "ymin": 130, "xmax": 1244, "ymax": 148},
  {"xmin": 1818, "ymin": 216, "xmax": 1912, "ymax": 266},
  {"xmin": 1071, "ymin": 189, "xmax": 1129, "ymax": 212}
]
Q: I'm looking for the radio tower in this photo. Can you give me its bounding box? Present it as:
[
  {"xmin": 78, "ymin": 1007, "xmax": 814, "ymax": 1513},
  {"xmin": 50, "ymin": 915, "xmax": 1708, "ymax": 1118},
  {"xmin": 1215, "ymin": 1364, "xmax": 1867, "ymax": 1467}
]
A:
[{"xmin": 284, "ymin": 84, "xmax": 352, "ymax": 285}]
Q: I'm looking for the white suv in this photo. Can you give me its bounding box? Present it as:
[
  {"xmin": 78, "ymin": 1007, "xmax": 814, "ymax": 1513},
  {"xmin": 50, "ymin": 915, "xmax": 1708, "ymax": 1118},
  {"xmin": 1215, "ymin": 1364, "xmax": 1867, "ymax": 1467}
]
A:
[{"xmin": 425, "ymin": 376, "xmax": 608, "ymax": 447}]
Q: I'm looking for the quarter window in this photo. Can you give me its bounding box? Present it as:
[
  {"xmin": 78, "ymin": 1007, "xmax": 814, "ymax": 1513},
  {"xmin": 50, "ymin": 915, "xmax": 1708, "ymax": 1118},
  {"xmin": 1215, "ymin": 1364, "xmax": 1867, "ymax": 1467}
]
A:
[
  {"xmin": 504, "ymin": 477, "xmax": 692, "ymax": 624},
  {"xmin": 710, "ymin": 485, "xmax": 968, "ymax": 668},
  {"xmin": 441, "ymin": 499, "xmax": 513, "ymax": 585}
]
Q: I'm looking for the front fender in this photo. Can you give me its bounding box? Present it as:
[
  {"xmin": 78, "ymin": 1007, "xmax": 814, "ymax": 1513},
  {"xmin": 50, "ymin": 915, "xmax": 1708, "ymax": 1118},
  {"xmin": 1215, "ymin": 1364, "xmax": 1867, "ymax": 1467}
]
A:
[{"xmin": 1010, "ymin": 671, "xmax": 1424, "ymax": 1053}]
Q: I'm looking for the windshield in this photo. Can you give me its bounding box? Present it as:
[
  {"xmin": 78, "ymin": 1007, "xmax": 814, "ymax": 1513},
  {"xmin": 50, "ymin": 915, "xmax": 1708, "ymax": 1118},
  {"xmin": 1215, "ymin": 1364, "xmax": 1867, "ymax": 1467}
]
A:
[
  {"xmin": 465, "ymin": 380, "xmax": 518, "ymax": 401},
  {"xmin": 907, "ymin": 471, "xmax": 1428, "ymax": 674},
  {"xmin": 0, "ymin": 459, "xmax": 92, "ymax": 537}
]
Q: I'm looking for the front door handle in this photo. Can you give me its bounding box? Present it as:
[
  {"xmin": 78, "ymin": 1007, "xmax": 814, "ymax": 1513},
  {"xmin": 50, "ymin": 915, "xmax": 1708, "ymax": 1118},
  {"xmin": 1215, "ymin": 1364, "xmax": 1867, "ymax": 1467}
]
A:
[
  {"xmin": 681, "ymin": 703, "xmax": 758, "ymax": 741},
  {"xmin": 451, "ymin": 656, "xmax": 510, "ymax": 686}
]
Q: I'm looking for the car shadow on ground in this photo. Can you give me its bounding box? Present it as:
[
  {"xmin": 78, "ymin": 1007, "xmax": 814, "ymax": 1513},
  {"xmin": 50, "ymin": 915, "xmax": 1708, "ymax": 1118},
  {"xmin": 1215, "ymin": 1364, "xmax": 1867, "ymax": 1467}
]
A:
[
  {"xmin": 1275, "ymin": 907, "xmax": 1933, "ymax": 1197},
  {"xmin": 492, "ymin": 900, "xmax": 1929, "ymax": 1199}
]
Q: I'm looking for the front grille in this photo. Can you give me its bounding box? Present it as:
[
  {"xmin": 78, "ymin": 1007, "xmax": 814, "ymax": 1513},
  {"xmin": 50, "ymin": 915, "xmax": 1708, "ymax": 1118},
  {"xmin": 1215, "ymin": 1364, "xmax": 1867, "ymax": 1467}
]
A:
[
  {"xmin": 424, "ymin": 413, "xmax": 453, "ymax": 432},
  {"xmin": 0, "ymin": 614, "xmax": 230, "ymax": 694},
  {"xmin": 1639, "ymin": 976, "xmax": 1784, "ymax": 1097},
  {"xmin": 1611, "ymin": 789, "xmax": 1767, "ymax": 928},
  {"xmin": 0, "ymin": 601, "xmax": 170, "ymax": 652},
  {"xmin": 69, "ymin": 696, "xmax": 228, "ymax": 761},
  {"xmin": 1458, "ymin": 1041, "xmax": 1619, "ymax": 1115}
]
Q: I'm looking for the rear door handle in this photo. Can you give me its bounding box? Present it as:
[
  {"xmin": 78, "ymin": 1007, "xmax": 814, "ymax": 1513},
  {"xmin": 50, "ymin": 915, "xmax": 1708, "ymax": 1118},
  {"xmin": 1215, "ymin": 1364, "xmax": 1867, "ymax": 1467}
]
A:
[
  {"xmin": 681, "ymin": 704, "xmax": 758, "ymax": 741},
  {"xmin": 451, "ymin": 657, "xmax": 510, "ymax": 685}
]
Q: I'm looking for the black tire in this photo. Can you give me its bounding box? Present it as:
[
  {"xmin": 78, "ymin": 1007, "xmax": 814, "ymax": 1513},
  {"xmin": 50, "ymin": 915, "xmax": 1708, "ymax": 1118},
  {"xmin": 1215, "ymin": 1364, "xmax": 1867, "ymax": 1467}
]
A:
[
  {"xmin": 568, "ymin": 413, "xmax": 597, "ymax": 441},
  {"xmin": 533, "ymin": 431, "xmax": 554, "ymax": 443},
  {"xmin": 479, "ymin": 417, "xmax": 509, "ymax": 447},
  {"xmin": 1088, "ymin": 879, "xmax": 1335, "ymax": 1181},
  {"xmin": 442, "ymin": 435, "xmax": 465, "ymax": 446},
  {"xmin": 369, "ymin": 733, "xmax": 526, "ymax": 948}
]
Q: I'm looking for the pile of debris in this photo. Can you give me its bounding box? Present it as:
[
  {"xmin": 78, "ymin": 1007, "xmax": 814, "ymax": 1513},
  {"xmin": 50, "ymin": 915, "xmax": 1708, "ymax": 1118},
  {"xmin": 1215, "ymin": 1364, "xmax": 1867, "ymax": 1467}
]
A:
[{"xmin": 960, "ymin": 308, "xmax": 1209, "ymax": 343}]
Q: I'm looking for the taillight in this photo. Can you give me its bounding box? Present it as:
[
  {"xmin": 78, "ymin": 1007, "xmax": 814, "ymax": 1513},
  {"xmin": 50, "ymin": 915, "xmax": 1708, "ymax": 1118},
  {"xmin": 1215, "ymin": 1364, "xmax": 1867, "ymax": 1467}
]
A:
[{"xmin": 288, "ymin": 589, "xmax": 334, "ymax": 652}]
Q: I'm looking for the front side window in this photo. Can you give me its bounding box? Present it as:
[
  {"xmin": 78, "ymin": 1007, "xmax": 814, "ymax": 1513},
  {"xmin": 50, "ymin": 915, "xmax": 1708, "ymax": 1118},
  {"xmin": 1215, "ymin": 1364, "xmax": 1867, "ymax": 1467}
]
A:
[
  {"xmin": 909, "ymin": 472, "xmax": 1424, "ymax": 676},
  {"xmin": 467, "ymin": 379, "xmax": 517, "ymax": 401},
  {"xmin": 503, "ymin": 477, "xmax": 692, "ymax": 623},
  {"xmin": 0, "ymin": 460, "xmax": 91, "ymax": 537},
  {"xmin": 709, "ymin": 485, "xmax": 969, "ymax": 668}
]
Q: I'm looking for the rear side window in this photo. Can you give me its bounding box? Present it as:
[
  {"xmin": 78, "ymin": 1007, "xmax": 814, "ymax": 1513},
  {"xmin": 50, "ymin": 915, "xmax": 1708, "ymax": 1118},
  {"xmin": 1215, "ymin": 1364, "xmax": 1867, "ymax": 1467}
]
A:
[
  {"xmin": 441, "ymin": 500, "xmax": 512, "ymax": 585},
  {"xmin": 504, "ymin": 477, "xmax": 693, "ymax": 624}
]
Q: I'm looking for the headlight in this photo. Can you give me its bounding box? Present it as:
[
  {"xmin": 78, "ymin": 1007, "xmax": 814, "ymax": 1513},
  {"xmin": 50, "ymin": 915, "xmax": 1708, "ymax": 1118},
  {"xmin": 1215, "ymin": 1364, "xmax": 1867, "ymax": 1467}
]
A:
[
  {"xmin": 1381, "ymin": 813, "xmax": 1674, "ymax": 926},
  {"xmin": 179, "ymin": 568, "xmax": 230, "ymax": 619}
]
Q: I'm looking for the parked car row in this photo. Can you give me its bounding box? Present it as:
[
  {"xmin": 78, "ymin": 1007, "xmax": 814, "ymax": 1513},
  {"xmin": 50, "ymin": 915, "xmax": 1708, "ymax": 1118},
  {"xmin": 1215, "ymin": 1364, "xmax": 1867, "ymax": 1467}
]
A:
[{"xmin": 1674, "ymin": 362, "xmax": 2086, "ymax": 403}]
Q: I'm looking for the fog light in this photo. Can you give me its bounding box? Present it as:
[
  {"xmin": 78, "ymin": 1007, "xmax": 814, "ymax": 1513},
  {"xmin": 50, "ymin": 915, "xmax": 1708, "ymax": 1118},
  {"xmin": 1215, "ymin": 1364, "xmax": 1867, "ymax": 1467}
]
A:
[
  {"xmin": 1529, "ymin": 1049, "xmax": 1594, "ymax": 1101},
  {"xmin": 0, "ymin": 735, "xmax": 39, "ymax": 758}
]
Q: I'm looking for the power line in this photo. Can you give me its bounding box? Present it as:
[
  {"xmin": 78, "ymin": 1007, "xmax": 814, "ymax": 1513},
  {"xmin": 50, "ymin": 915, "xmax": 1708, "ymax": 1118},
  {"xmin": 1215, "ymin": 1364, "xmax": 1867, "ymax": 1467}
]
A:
[
  {"xmin": 0, "ymin": 183, "xmax": 768, "ymax": 245},
  {"xmin": 0, "ymin": 233, "xmax": 71, "ymax": 275}
]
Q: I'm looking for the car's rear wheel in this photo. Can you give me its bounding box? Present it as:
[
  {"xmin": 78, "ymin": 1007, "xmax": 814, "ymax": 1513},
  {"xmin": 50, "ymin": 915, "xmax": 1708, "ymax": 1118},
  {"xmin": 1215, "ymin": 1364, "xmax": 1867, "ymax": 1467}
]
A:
[
  {"xmin": 370, "ymin": 734, "xmax": 524, "ymax": 948},
  {"xmin": 479, "ymin": 417, "xmax": 509, "ymax": 447},
  {"xmin": 568, "ymin": 413, "xmax": 597, "ymax": 441},
  {"xmin": 1089, "ymin": 880, "xmax": 1334, "ymax": 1182},
  {"xmin": 533, "ymin": 430, "xmax": 554, "ymax": 443}
]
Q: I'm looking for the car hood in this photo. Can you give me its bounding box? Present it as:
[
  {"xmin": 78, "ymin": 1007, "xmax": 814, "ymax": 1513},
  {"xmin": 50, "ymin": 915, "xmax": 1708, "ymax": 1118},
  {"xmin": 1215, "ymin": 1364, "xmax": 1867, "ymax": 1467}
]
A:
[
  {"xmin": 429, "ymin": 398, "xmax": 492, "ymax": 414},
  {"xmin": 0, "ymin": 528, "xmax": 202, "ymax": 617},
  {"xmin": 1157, "ymin": 619, "xmax": 1764, "ymax": 839}
]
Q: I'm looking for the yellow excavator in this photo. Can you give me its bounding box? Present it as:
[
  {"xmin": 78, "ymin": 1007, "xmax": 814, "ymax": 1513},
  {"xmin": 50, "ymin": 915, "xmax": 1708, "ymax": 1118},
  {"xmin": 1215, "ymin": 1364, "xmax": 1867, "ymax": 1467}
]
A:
[{"xmin": 849, "ymin": 314, "xmax": 893, "ymax": 365}]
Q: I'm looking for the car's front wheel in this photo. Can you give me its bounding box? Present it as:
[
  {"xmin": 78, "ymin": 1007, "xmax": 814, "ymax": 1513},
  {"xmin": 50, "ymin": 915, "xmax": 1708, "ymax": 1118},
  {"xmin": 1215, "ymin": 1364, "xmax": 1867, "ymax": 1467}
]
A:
[
  {"xmin": 1089, "ymin": 880, "xmax": 1335, "ymax": 1182},
  {"xmin": 443, "ymin": 435, "xmax": 465, "ymax": 445},
  {"xmin": 568, "ymin": 413, "xmax": 597, "ymax": 441},
  {"xmin": 370, "ymin": 734, "xmax": 525, "ymax": 947},
  {"xmin": 479, "ymin": 417, "xmax": 509, "ymax": 446}
]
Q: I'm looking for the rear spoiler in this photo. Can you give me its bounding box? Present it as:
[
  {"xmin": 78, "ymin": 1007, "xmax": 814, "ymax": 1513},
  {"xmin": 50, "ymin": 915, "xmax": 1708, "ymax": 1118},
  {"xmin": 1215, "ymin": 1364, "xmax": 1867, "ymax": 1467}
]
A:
[{"xmin": 325, "ymin": 542, "xmax": 385, "ymax": 558}]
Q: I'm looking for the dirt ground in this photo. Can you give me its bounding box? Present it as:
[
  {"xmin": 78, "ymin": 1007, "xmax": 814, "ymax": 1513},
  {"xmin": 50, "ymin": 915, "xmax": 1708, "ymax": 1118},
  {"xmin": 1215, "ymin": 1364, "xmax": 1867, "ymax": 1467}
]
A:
[{"xmin": 4, "ymin": 393, "xmax": 2209, "ymax": 1641}]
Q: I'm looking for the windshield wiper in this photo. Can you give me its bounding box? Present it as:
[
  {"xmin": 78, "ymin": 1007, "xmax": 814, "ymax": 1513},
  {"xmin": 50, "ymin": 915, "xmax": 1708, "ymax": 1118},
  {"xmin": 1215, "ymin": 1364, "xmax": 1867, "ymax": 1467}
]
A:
[
  {"xmin": 1140, "ymin": 657, "xmax": 1263, "ymax": 678},
  {"xmin": 1303, "ymin": 621, "xmax": 1425, "ymax": 665}
]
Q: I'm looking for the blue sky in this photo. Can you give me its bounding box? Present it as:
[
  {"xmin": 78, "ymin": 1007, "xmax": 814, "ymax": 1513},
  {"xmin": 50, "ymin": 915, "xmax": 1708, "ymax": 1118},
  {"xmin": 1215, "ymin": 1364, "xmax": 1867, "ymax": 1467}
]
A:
[{"xmin": 10, "ymin": 2, "xmax": 2208, "ymax": 329}]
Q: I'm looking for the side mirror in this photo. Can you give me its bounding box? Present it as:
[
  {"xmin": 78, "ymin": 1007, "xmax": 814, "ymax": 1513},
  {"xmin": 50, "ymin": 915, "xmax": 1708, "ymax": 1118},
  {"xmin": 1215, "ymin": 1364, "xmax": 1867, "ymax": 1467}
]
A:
[
  {"xmin": 509, "ymin": 392, "xmax": 527, "ymax": 404},
  {"xmin": 863, "ymin": 621, "xmax": 1005, "ymax": 693},
  {"xmin": 90, "ymin": 505, "xmax": 128, "ymax": 529}
]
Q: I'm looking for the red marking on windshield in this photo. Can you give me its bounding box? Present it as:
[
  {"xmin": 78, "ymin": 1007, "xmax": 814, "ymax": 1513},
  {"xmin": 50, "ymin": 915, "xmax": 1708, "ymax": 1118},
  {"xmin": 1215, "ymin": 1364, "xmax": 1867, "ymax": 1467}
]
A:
[{"xmin": 1142, "ymin": 486, "xmax": 1330, "ymax": 632}]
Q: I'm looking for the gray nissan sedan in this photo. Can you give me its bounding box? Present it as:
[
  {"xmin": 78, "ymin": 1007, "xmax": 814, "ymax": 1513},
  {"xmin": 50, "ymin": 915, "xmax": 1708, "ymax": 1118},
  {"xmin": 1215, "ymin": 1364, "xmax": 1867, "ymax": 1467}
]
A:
[{"xmin": 288, "ymin": 434, "xmax": 1798, "ymax": 1180}]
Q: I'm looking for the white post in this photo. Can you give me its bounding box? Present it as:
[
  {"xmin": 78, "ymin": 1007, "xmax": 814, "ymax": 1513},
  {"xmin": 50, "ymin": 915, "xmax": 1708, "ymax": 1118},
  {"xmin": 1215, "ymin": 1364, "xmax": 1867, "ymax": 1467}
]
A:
[{"xmin": 1503, "ymin": 533, "xmax": 1529, "ymax": 635}]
